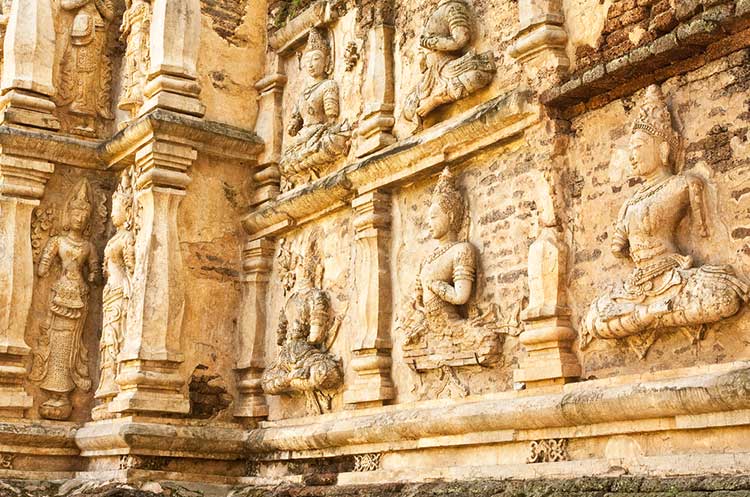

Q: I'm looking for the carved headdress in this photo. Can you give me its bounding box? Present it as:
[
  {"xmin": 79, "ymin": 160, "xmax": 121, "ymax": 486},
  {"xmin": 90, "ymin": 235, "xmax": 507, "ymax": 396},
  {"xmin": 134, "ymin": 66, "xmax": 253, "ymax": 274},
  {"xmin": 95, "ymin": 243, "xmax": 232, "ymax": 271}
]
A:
[
  {"xmin": 112, "ymin": 169, "xmax": 135, "ymax": 230},
  {"xmin": 632, "ymin": 85, "xmax": 678, "ymax": 150},
  {"xmin": 63, "ymin": 179, "xmax": 94, "ymax": 232},
  {"xmin": 306, "ymin": 27, "xmax": 330, "ymax": 59},
  {"xmin": 431, "ymin": 167, "xmax": 465, "ymax": 234}
]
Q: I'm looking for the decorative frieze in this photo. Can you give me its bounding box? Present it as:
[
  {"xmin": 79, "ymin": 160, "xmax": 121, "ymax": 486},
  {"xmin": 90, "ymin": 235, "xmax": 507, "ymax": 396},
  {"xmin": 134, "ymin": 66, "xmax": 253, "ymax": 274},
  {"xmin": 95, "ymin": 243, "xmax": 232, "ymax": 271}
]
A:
[
  {"xmin": 527, "ymin": 438, "xmax": 569, "ymax": 463},
  {"xmin": 353, "ymin": 453, "xmax": 381, "ymax": 472}
]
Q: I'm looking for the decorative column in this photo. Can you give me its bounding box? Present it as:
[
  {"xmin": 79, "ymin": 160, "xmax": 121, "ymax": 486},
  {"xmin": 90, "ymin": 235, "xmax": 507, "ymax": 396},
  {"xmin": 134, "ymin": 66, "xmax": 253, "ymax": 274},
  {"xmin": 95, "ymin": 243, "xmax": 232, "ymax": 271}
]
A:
[
  {"xmin": 355, "ymin": 4, "xmax": 396, "ymax": 158},
  {"xmin": 250, "ymin": 55, "xmax": 285, "ymax": 208},
  {"xmin": 344, "ymin": 191, "xmax": 395, "ymax": 407},
  {"xmin": 110, "ymin": 138, "xmax": 196, "ymax": 415},
  {"xmin": 140, "ymin": 0, "xmax": 205, "ymax": 117},
  {"xmin": 0, "ymin": 0, "xmax": 59, "ymax": 130},
  {"xmin": 510, "ymin": 0, "xmax": 569, "ymax": 74},
  {"xmin": 234, "ymin": 238, "xmax": 275, "ymax": 421},
  {"xmin": 0, "ymin": 154, "xmax": 53, "ymax": 417},
  {"xmin": 515, "ymin": 175, "xmax": 580, "ymax": 388}
]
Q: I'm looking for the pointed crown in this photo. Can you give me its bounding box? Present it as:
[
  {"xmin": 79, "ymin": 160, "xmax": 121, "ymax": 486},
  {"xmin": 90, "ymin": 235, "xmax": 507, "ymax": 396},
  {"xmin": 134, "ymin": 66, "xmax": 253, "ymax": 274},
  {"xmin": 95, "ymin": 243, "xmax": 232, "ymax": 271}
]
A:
[
  {"xmin": 431, "ymin": 167, "xmax": 465, "ymax": 233},
  {"xmin": 632, "ymin": 85, "xmax": 678, "ymax": 149},
  {"xmin": 68, "ymin": 180, "xmax": 93, "ymax": 215},
  {"xmin": 306, "ymin": 27, "xmax": 330, "ymax": 60}
]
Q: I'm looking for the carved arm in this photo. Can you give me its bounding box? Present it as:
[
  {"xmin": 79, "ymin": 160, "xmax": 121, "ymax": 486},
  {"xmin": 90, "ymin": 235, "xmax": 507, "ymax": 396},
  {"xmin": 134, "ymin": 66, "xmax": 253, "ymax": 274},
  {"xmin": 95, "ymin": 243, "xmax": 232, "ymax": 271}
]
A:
[
  {"xmin": 287, "ymin": 107, "xmax": 303, "ymax": 137},
  {"xmin": 87, "ymin": 242, "xmax": 101, "ymax": 283},
  {"xmin": 419, "ymin": 4, "xmax": 471, "ymax": 52},
  {"xmin": 308, "ymin": 290, "xmax": 330, "ymax": 345},
  {"xmin": 276, "ymin": 309, "xmax": 288, "ymax": 346},
  {"xmin": 428, "ymin": 279, "xmax": 472, "ymax": 306},
  {"xmin": 323, "ymin": 85, "xmax": 340, "ymax": 123},
  {"xmin": 37, "ymin": 237, "xmax": 59, "ymax": 278}
]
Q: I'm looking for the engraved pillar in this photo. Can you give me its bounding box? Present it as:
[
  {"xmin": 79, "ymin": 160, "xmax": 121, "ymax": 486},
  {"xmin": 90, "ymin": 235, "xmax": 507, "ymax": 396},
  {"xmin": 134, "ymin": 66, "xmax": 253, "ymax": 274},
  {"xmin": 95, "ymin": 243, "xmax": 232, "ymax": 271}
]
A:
[
  {"xmin": 234, "ymin": 238, "xmax": 275, "ymax": 421},
  {"xmin": 140, "ymin": 0, "xmax": 205, "ymax": 117},
  {"xmin": 0, "ymin": 0, "xmax": 59, "ymax": 129},
  {"xmin": 110, "ymin": 138, "xmax": 196, "ymax": 415},
  {"xmin": 515, "ymin": 224, "xmax": 581, "ymax": 388},
  {"xmin": 251, "ymin": 57, "xmax": 285, "ymax": 208},
  {"xmin": 0, "ymin": 154, "xmax": 53, "ymax": 417},
  {"xmin": 344, "ymin": 191, "xmax": 395, "ymax": 407},
  {"xmin": 510, "ymin": 0, "xmax": 569, "ymax": 75},
  {"xmin": 355, "ymin": 6, "xmax": 396, "ymax": 158}
]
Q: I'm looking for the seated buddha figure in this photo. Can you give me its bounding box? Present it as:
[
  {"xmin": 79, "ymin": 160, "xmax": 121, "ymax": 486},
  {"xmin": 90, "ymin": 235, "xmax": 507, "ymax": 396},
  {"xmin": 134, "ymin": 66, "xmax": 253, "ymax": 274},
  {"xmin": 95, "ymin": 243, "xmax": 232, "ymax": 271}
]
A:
[
  {"xmin": 401, "ymin": 168, "xmax": 501, "ymax": 369},
  {"xmin": 403, "ymin": 0, "xmax": 496, "ymax": 126},
  {"xmin": 261, "ymin": 241, "xmax": 343, "ymax": 414},
  {"xmin": 279, "ymin": 27, "xmax": 351, "ymax": 191},
  {"xmin": 582, "ymin": 85, "xmax": 749, "ymax": 349}
]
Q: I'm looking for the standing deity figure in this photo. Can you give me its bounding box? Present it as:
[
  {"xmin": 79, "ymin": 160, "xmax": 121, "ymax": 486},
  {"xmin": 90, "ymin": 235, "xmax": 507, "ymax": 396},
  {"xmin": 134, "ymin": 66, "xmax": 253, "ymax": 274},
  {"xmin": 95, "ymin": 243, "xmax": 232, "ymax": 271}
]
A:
[
  {"xmin": 582, "ymin": 85, "xmax": 749, "ymax": 351},
  {"xmin": 118, "ymin": 0, "xmax": 151, "ymax": 122},
  {"xmin": 94, "ymin": 173, "xmax": 135, "ymax": 410},
  {"xmin": 31, "ymin": 180, "xmax": 99, "ymax": 420},
  {"xmin": 403, "ymin": 0, "xmax": 496, "ymax": 126},
  {"xmin": 261, "ymin": 240, "xmax": 343, "ymax": 414},
  {"xmin": 279, "ymin": 28, "xmax": 351, "ymax": 191},
  {"xmin": 54, "ymin": 0, "xmax": 115, "ymax": 136},
  {"xmin": 400, "ymin": 168, "xmax": 501, "ymax": 372}
]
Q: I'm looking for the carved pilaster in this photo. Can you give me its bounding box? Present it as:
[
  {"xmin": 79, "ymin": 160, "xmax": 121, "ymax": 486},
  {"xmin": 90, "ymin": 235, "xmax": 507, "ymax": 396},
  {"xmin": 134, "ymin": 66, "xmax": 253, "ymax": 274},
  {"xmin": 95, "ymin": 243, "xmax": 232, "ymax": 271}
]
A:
[
  {"xmin": 515, "ymin": 225, "xmax": 581, "ymax": 388},
  {"xmin": 251, "ymin": 64, "xmax": 285, "ymax": 208},
  {"xmin": 140, "ymin": 0, "xmax": 205, "ymax": 117},
  {"xmin": 510, "ymin": 0, "xmax": 569, "ymax": 76},
  {"xmin": 0, "ymin": 154, "xmax": 53, "ymax": 417},
  {"xmin": 344, "ymin": 191, "xmax": 394, "ymax": 407},
  {"xmin": 110, "ymin": 138, "xmax": 196, "ymax": 415},
  {"xmin": 0, "ymin": 0, "xmax": 59, "ymax": 130},
  {"xmin": 234, "ymin": 238, "xmax": 275, "ymax": 421},
  {"xmin": 355, "ymin": 11, "xmax": 396, "ymax": 157}
]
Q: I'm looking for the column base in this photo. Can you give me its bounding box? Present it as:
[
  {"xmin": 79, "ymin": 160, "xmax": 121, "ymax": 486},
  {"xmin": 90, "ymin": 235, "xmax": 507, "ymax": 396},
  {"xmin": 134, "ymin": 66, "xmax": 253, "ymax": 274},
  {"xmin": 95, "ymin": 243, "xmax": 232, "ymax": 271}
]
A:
[
  {"xmin": 510, "ymin": 23, "xmax": 570, "ymax": 74},
  {"xmin": 0, "ymin": 89, "xmax": 60, "ymax": 130},
  {"xmin": 343, "ymin": 351, "xmax": 395, "ymax": 407},
  {"xmin": 514, "ymin": 316, "xmax": 581, "ymax": 388},
  {"xmin": 110, "ymin": 360, "xmax": 189, "ymax": 416},
  {"xmin": 0, "ymin": 353, "xmax": 32, "ymax": 418},
  {"xmin": 140, "ymin": 74, "xmax": 205, "ymax": 117},
  {"xmin": 234, "ymin": 367, "xmax": 268, "ymax": 420}
]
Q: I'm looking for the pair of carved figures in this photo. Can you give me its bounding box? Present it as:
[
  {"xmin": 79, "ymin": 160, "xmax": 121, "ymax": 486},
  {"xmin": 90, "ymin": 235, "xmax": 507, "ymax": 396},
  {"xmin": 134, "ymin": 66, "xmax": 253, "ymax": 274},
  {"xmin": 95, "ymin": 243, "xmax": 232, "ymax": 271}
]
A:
[
  {"xmin": 261, "ymin": 239, "xmax": 343, "ymax": 414},
  {"xmin": 583, "ymin": 85, "xmax": 748, "ymax": 354},
  {"xmin": 279, "ymin": 0, "xmax": 496, "ymax": 191},
  {"xmin": 31, "ymin": 174, "xmax": 135, "ymax": 420}
]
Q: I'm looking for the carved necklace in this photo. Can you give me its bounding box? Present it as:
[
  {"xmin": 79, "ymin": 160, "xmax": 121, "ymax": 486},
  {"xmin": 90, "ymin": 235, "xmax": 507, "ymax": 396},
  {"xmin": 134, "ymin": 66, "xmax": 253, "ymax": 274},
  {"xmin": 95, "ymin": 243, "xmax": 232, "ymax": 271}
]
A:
[
  {"xmin": 424, "ymin": 241, "xmax": 459, "ymax": 266},
  {"xmin": 627, "ymin": 176, "xmax": 671, "ymax": 207},
  {"xmin": 303, "ymin": 79, "xmax": 326, "ymax": 100}
]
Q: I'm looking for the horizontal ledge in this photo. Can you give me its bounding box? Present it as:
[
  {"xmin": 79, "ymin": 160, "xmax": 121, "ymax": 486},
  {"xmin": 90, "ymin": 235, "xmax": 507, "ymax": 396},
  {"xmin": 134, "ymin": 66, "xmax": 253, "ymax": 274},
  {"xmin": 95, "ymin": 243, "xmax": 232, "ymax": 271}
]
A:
[
  {"xmin": 245, "ymin": 361, "xmax": 750, "ymax": 453},
  {"xmin": 242, "ymin": 89, "xmax": 537, "ymax": 236}
]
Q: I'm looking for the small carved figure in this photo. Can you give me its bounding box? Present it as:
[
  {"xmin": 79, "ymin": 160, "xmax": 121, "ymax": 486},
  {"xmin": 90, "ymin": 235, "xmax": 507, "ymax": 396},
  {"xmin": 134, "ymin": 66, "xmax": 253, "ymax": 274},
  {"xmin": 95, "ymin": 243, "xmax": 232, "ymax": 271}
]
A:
[
  {"xmin": 403, "ymin": 0, "xmax": 496, "ymax": 126},
  {"xmin": 118, "ymin": 0, "xmax": 151, "ymax": 122},
  {"xmin": 261, "ymin": 239, "xmax": 343, "ymax": 414},
  {"xmin": 54, "ymin": 0, "xmax": 115, "ymax": 136},
  {"xmin": 95, "ymin": 172, "xmax": 135, "ymax": 406},
  {"xmin": 400, "ymin": 168, "xmax": 503, "ymax": 374},
  {"xmin": 279, "ymin": 28, "xmax": 351, "ymax": 191},
  {"xmin": 582, "ymin": 85, "xmax": 749, "ymax": 353},
  {"xmin": 31, "ymin": 180, "xmax": 99, "ymax": 420}
]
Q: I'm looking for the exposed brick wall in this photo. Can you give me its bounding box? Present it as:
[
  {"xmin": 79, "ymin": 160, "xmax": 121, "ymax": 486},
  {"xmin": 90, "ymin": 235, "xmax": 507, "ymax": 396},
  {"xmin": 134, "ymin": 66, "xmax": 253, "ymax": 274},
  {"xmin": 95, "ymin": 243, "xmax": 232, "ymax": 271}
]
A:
[{"xmin": 201, "ymin": 0, "xmax": 249, "ymax": 45}]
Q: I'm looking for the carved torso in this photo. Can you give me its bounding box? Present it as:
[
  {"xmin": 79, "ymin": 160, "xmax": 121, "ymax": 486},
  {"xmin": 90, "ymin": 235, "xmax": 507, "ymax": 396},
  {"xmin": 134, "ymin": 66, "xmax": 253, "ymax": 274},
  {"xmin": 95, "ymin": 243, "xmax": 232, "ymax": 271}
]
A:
[
  {"xmin": 103, "ymin": 229, "xmax": 135, "ymax": 296},
  {"xmin": 295, "ymin": 79, "xmax": 339, "ymax": 131},
  {"xmin": 419, "ymin": 241, "xmax": 476, "ymax": 324},
  {"xmin": 47, "ymin": 235, "xmax": 94, "ymax": 314}
]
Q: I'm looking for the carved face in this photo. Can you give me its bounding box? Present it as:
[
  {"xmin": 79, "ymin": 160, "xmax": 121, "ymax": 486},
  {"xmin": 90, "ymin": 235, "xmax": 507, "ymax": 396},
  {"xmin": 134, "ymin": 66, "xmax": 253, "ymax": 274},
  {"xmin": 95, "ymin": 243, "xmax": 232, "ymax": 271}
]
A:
[
  {"xmin": 70, "ymin": 208, "xmax": 90, "ymax": 233},
  {"xmin": 628, "ymin": 130, "xmax": 668, "ymax": 177},
  {"xmin": 428, "ymin": 202, "xmax": 453, "ymax": 240},
  {"xmin": 305, "ymin": 50, "xmax": 327, "ymax": 78}
]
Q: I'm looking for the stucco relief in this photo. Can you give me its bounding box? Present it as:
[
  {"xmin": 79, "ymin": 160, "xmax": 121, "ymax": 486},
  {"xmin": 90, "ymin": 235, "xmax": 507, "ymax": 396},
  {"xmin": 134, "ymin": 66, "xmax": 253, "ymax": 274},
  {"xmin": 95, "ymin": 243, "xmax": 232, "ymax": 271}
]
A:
[
  {"xmin": 53, "ymin": 0, "xmax": 116, "ymax": 137},
  {"xmin": 402, "ymin": 0, "xmax": 496, "ymax": 128},
  {"xmin": 118, "ymin": 0, "xmax": 151, "ymax": 123},
  {"xmin": 30, "ymin": 180, "xmax": 99, "ymax": 420},
  {"xmin": 279, "ymin": 27, "xmax": 352, "ymax": 192},
  {"xmin": 261, "ymin": 238, "xmax": 344, "ymax": 415},
  {"xmin": 581, "ymin": 85, "xmax": 749, "ymax": 357}
]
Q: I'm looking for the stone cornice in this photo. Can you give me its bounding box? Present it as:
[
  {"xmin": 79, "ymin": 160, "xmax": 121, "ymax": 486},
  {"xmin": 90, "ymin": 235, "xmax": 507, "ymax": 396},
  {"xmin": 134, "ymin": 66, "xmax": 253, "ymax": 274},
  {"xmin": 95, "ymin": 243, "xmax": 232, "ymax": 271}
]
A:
[
  {"xmin": 241, "ymin": 89, "xmax": 537, "ymax": 236},
  {"xmin": 102, "ymin": 110, "xmax": 264, "ymax": 168},
  {"xmin": 0, "ymin": 125, "xmax": 102, "ymax": 169},
  {"xmin": 269, "ymin": 0, "xmax": 342, "ymax": 54},
  {"xmin": 245, "ymin": 361, "xmax": 750, "ymax": 454}
]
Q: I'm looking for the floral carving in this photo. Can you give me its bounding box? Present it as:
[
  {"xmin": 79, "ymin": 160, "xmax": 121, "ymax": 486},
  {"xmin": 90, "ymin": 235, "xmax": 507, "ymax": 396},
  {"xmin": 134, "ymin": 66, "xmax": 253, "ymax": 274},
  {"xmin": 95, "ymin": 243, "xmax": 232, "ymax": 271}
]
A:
[
  {"xmin": 353, "ymin": 453, "xmax": 381, "ymax": 472},
  {"xmin": 31, "ymin": 180, "xmax": 99, "ymax": 420},
  {"xmin": 403, "ymin": 0, "xmax": 495, "ymax": 127},
  {"xmin": 118, "ymin": 0, "xmax": 151, "ymax": 122},
  {"xmin": 31, "ymin": 207, "xmax": 56, "ymax": 261},
  {"xmin": 582, "ymin": 85, "xmax": 749, "ymax": 357},
  {"xmin": 527, "ymin": 439, "xmax": 569, "ymax": 463},
  {"xmin": 261, "ymin": 238, "xmax": 344, "ymax": 414},
  {"xmin": 279, "ymin": 27, "xmax": 351, "ymax": 191}
]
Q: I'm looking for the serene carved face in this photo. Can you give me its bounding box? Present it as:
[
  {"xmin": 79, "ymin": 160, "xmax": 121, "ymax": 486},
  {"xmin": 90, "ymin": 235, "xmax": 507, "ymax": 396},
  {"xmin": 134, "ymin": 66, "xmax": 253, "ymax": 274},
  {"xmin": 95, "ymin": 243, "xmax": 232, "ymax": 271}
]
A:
[
  {"xmin": 305, "ymin": 50, "xmax": 327, "ymax": 78},
  {"xmin": 70, "ymin": 208, "xmax": 90, "ymax": 233},
  {"xmin": 428, "ymin": 202, "xmax": 452, "ymax": 240},
  {"xmin": 628, "ymin": 130, "xmax": 668, "ymax": 177}
]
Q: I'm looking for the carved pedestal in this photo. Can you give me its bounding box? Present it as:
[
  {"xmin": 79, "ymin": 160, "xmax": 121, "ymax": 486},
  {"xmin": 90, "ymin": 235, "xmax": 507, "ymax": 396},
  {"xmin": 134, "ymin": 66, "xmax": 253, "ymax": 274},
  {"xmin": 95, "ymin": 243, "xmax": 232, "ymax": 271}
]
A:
[
  {"xmin": 234, "ymin": 238, "xmax": 274, "ymax": 421},
  {"xmin": 0, "ymin": 155, "xmax": 53, "ymax": 417},
  {"xmin": 110, "ymin": 139, "xmax": 196, "ymax": 416},
  {"xmin": 510, "ymin": 0, "xmax": 570, "ymax": 75},
  {"xmin": 344, "ymin": 192, "xmax": 395, "ymax": 407},
  {"xmin": 0, "ymin": 0, "xmax": 59, "ymax": 130},
  {"xmin": 250, "ymin": 69, "xmax": 285, "ymax": 208},
  {"xmin": 515, "ymin": 226, "xmax": 580, "ymax": 388}
]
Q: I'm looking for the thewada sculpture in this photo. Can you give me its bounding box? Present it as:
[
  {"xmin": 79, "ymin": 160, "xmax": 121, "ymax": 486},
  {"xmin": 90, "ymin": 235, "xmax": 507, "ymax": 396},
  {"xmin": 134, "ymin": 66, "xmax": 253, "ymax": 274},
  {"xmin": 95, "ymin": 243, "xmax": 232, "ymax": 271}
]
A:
[{"xmin": 582, "ymin": 85, "xmax": 749, "ymax": 353}]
